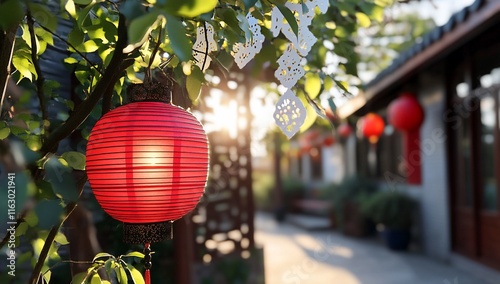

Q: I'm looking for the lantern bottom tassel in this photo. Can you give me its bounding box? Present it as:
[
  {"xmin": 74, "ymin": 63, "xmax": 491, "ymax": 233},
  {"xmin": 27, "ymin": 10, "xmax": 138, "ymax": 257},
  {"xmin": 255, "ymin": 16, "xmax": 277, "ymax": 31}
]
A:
[{"xmin": 144, "ymin": 243, "xmax": 152, "ymax": 284}]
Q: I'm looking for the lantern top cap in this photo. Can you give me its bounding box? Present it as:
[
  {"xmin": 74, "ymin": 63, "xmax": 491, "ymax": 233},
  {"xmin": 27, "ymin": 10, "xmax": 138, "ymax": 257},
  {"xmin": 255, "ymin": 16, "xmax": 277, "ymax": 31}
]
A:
[{"xmin": 127, "ymin": 81, "xmax": 172, "ymax": 104}]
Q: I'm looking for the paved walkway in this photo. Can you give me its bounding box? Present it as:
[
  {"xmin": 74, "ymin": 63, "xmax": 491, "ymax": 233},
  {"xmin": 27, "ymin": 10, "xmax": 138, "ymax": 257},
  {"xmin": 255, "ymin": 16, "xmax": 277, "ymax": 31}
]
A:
[{"xmin": 254, "ymin": 212, "xmax": 490, "ymax": 284}]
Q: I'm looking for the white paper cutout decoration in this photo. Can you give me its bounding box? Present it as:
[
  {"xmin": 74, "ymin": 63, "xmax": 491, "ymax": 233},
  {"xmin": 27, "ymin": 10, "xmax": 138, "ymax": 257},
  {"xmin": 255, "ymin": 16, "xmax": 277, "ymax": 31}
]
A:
[
  {"xmin": 192, "ymin": 23, "xmax": 218, "ymax": 71},
  {"xmin": 275, "ymin": 44, "xmax": 305, "ymax": 88},
  {"xmin": 273, "ymin": 89, "xmax": 307, "ymax": 138},
  {"xmin": 232, "ymin": 13, "xmax": 265, "ymax": 69},
  {"xmin": 271, "ymin": 0, "xmax": 329, "ymax": 56}
]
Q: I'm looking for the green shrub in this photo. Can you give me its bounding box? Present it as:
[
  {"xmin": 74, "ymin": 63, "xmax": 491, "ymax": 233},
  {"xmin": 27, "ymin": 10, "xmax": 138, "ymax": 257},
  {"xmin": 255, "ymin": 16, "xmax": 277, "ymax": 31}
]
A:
[
  {"xmin": 331, "ymin": 175, "xmax": 378, "ymax": 228},
  {"xmin": 361, "ymin": 191, "xmax": 417, "ymax": 229}
]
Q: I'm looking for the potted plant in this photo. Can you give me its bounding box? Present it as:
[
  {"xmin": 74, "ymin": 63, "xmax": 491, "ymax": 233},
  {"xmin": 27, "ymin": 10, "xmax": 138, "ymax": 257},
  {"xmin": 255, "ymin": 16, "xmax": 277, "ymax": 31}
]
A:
[
  {"xmin": 362, "ymin": 191, "xmax": 417, "ymax": 251},
  {"xmin": 332, "ymin": 175, "xmax": 377, "ymax": 237}
]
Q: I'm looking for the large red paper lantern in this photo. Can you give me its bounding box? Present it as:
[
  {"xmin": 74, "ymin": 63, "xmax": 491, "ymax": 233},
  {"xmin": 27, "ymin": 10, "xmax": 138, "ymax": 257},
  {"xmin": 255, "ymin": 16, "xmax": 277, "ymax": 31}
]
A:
[
  {"xmin": 388, "ymin": 93, "xmax": 424, "ymax": 131},
  {"xmin": 361, "ymin": 113, "xmax": 385, "ymax": 143},
  {"xmin": 86, "ymin": 84, "xmax": 209, "ymax": 244}
]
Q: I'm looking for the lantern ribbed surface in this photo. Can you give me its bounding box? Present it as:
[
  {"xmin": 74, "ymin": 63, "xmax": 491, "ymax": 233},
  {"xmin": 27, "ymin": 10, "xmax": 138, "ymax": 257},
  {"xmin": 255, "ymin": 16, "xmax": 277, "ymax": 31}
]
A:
[{"xmin": 86, "ymin": 101, "xmax": 209, "ymax": 224}]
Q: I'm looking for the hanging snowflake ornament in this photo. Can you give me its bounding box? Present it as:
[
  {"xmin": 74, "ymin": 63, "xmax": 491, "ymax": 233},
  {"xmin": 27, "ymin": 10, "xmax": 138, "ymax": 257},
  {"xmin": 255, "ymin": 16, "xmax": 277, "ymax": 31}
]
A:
[
  {"xmin": 232, "ymin": 13, "xmax": 265, "ymax": 69},
  {"xmin": 275, "ymin": 44, "xmax": 305, "ymax": 88},
  {"xmin": 274, "ymin": 89, "xmax": 307, "ymax": 138},
  {"xmin": 192, "ymin": 23, "xmax": 218, "ymax": 71}
]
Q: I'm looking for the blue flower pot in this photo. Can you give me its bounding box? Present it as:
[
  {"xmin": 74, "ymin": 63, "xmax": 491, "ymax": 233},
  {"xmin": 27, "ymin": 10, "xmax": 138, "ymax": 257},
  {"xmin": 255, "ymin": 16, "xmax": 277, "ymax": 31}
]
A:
[{"xmin": 383, "ymin": 228, "xmax": 411, "ymax": 251}]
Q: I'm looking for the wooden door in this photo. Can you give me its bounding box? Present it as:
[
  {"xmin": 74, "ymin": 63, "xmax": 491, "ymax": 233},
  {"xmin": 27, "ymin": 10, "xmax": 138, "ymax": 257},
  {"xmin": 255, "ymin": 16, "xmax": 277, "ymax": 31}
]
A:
[{"xmin": 450, "ymin": 83, "xmax": 500, "ymax": 269}]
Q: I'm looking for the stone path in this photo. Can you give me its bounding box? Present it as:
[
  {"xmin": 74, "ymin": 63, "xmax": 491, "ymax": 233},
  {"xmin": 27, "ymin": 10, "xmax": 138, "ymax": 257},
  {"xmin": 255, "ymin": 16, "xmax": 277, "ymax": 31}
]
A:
[{"xmin": 254, "ymin": 212, "xmax": 491, "ymax": 284}]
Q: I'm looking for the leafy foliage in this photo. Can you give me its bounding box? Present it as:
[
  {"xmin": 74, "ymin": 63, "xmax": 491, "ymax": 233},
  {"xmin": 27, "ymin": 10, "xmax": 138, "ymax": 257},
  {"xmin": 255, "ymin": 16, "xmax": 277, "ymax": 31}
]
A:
[
  {"xmin": 71, "ymin": 251, "xmax": 146, "ymax": 284},
  {"xmin": 361, "ymin": 190, "xmax": 417, "ymax": 229}
]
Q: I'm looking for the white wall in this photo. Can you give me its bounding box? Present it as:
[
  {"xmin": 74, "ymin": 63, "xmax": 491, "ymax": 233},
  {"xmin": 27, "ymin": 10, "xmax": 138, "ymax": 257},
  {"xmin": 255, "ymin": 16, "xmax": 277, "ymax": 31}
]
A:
[
  {"xmin": 415, "ymin": 68, "xmax": 451, "ymax": 261},
  {"xmin": 322, "ymin": 144, "xmax": 345, "ymax": 183}
]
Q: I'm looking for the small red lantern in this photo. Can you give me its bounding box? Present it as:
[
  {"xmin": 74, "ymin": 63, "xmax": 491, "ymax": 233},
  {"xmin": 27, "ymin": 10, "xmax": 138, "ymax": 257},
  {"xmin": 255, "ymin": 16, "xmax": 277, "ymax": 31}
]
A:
[
  {"xmin": 338, "ymin": 123, "xmax": 353, "ymax": 138},
  {"xmin": 361, "ymin": 113, "xmax": 385, "ymax": 143},
  {"xmin": 388, "ymin": 93, "xmax": 424, "ymax": 131},
  {"xmin": 86, "ymin": 83, "xmax": 209, "ymax": 244},
  {"xmin": 322, "ymin": 135, "xmax": 336, "ymax": 146}
]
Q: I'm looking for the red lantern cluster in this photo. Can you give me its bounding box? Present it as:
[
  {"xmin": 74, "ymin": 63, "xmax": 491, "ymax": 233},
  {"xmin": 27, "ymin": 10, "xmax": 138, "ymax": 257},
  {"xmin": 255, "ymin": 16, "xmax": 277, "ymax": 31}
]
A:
[
  {"xmin": 388, "ymin": 93, "xmax": 424, "ymax": 131},
  {"xmin": 360, "ymin": 113, "xmax": 385, "ymax": 143},
  {"xmin": 86, "ymin": 102, "xmax": 209, "ymax": 226}
]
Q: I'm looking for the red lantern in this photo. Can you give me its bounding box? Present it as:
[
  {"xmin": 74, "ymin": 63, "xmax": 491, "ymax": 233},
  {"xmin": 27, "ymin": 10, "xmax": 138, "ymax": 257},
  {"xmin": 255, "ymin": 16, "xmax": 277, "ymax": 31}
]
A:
[
  {"xmin": 388, "ymin": 93, "xmax": 424, "ymax": 131},
  {"xmin": 338, "ymin": 123, "xmax": 353, "ymax": 138},
  {"xmin": 86, "ymin": 84, "xmax": 209, "ymax": 244},
  {"xmin": 388, "ymin": 93, "xmax": 424, "ymax": 185},
  {"xmin": 361, "ymin": 113, "xmax": 385, "ymax": 143},
  {"xmin": 322, "ymin": 135, "xmax": 336, "ymax": 146}
]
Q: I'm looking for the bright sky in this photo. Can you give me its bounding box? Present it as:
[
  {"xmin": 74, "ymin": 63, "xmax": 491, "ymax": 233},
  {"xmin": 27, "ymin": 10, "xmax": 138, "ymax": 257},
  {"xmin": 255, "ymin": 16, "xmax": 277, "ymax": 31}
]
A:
[{"xmin": 393, "ymin": 0, "xmax": 476, "ymax": 26}]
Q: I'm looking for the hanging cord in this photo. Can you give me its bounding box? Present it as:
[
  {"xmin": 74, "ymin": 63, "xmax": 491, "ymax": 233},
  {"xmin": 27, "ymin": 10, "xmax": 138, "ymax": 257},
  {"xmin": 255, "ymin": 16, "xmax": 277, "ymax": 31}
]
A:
[{"xmin": 144, "ymin": 243, "xmax": 152, "ymax": 284}]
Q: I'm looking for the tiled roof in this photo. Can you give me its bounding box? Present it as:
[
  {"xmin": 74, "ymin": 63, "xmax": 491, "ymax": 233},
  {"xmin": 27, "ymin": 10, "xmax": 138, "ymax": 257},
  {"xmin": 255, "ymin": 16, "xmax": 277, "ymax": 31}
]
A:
[{"xmin": 364, "ymin": 0, "xmax": 485, "ymax": 89}]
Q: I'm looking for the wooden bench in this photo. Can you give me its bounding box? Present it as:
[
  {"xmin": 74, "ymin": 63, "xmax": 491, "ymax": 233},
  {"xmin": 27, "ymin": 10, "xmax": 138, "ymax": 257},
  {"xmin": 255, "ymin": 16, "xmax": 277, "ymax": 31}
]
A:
[{"xmin": 292, "ymin": 199, "xmax": 332, "ymax": 216}]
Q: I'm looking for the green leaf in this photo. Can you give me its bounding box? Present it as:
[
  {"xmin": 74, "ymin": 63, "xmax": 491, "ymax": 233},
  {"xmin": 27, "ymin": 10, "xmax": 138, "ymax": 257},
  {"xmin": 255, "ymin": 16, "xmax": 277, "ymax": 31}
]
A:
[
  {"xmin": 71, "ymin": 272, "xmax": 87, "ymax": 284},
  {"xmin": 328, "ymin": 97, "xmax": 337, "ymax": 113},
  {"xmin": 12, "ymin": 56, "xmax": 34, "ymax": 82},
  {"xmin": 276, "ymin": 5, "xmax": 299, "ymax": 38},
  {"xmin": 298, "ymin": 93, "xmax": 318, "ymax": 133},
  {"xmin": 334, "ymin": 79, "xmax": 349, "ymax": 94},
  {"xmin": 37, "ymin": 179, "xmax": 58, "ymax": 199},
  {"xmin": 123, "ymin": 251, "xmax": 145, "ymax": 259},
  {"xmin": 61, "ymin": 151, "xmax": 86, "ymax": 170},
  {"xmin": 16, "ymin": 222, "xmax": 29, "ymax": 236},
  {"xmin": 355, "ymin": 12, "xmax": 371, "ymax": 28},
  {"xmin": 116, "ymin": 265, "xmax": 128, "ymax": 284},
  {"xmin": 82, "ymin": 40, "xmax": 99, "ymax": 53},
  {"xmin": 323, "ymin": 76, "xmax": 334, "ymax": 91},
  {"xmin": 243, "ymin": 0, "xmax": 258, "ymax": 9},
  {"xmin": 43, "ymin": 267, "xmax": 52, "ymax": 283},
  {"xmin": 76, "ymin": 1, "xmax": 103, "ymax": 28},
  {"xmin": 90, "ymin": 273, "xmax": 101, "ymax": 284},
  {"xmin": 44, "ymin": 156, "xmax": 78, "ymax": 202},
  {"xmin": 0, "ymin": 126, "xmax": 10, "ymax": 140},
  {"xmin": 54, "ymin": 232, "xmax": 70, "ymax": 245},
  {"xmin": 74, "ymin": 0, "xmax": 93, "ymax": 4},
  {"xmin": 34, "ymin": 200, "xmax": 63, "ymax": 229},
  {"xmin": 29, "ymin": 3, "xmax": 58, "ymax": 32},
  {"xmin": 104, "ymin": 258, "xmax": 114, "ymax": 272},
  {"xmin": 0, "ymin": 0, "xmax": 24, "ymax": 30},
  {"xmin": 26, "ymin": 135, "xmax": 42, "ymax": 151},
  {"xmin": 304, "ymin": 73, "xmax": 321, "ymax": 99},
  {"xmin": 93, "ymin": 252, "xmax": 113, "ymax": 262},
  {"xmin": 186, "ymin": 66, "xmax": 204, "ymax": 103},
  {"xmin": 119, "ymin": 0, "xmax": 146, "ymax": 22},
  {"xmin": 25, "ymin": 210, "xmax": 39, "ymax": 226},
  {"xmin": 32, "ymin": 238, "xmax": 45, "ymax": 259},
  {"xmin": 128, "ymin": 266, "xmax": 145, "ymax": 284},
  {"xmin": 161, "ymin": 0, "xmax": 217, "ymax": 18},
  {"xmin": 124, "ymin": 11, "xmax": 162, "ymax": 53},
  {"xmin": 68, "ymin": 27, "xmax": 85, "ymax": 47},
  {"xmin": 166, "ymin": 15, "xmax": 192, "ymax": 62}
]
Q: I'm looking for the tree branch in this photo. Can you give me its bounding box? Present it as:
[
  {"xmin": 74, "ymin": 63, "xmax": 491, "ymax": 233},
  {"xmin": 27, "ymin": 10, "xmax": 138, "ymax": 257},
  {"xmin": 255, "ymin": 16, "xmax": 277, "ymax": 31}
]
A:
[
  {"xmin": 29, "ymin": 202, "xmax": 78, "ymax": 284},
  {"xmin": 35, "ymin": 21, "xmax": 104, "ymax": 77},
  {"xmin": 40, "ymin": 14, "xmax": 129, "ymax": 155},
  {"xmin": 27, "ymin": 10, "xmax": 48, "ymax": 133},
  {"xmin": 0, "ymin": 26, "xmax": 17, "ymax": 117},
  {"xmin": 202, "ymin": 22, "xmax": 209, "ymax": 71}
]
